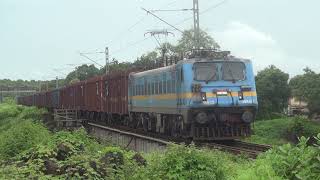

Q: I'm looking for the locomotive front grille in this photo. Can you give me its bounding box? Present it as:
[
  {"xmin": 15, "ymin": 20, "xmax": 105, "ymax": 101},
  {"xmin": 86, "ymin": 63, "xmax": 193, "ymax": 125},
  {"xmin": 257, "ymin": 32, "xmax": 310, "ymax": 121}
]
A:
[{"xmin": 192, "ymin": 124, "xmax": 251, "ymax": 140}]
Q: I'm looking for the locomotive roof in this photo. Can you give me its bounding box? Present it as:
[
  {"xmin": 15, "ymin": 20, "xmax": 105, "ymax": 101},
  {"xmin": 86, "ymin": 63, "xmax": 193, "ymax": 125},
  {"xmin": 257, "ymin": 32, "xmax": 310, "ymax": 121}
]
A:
[{"xmin": 130, "ymin": 57, "xmax": 251, "ymax": 78}]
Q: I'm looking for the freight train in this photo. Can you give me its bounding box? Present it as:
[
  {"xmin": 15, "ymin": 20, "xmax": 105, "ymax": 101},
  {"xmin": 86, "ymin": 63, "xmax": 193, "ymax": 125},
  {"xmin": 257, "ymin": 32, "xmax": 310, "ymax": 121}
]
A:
[{"xmin": 18, "ymin": 50, "xmax": 258, "ymax": 140}]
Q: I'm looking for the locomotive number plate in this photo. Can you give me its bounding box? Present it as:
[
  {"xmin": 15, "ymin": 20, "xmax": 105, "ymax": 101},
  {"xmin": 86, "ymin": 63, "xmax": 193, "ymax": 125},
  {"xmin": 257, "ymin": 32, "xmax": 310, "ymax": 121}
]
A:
[{"xmin": 203, "ymin": 99, "xmax": 215, "ymax": 105}]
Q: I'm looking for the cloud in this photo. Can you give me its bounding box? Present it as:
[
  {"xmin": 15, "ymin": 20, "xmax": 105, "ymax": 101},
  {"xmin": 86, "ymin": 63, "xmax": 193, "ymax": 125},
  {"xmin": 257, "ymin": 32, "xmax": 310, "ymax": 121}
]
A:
[{"xmin": 212, "ymin": 21, "xmax": 315, "ymax": 77}]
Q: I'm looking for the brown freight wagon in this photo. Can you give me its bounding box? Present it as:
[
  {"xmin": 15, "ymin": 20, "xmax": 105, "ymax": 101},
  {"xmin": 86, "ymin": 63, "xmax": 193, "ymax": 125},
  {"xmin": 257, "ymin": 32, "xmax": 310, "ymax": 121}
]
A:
[
  {"xmin": 74, "ymin": 81, "xmax": 86, "ymax": 111},
  {"xmin": 60, "ymin": 86, "xmax": 75, "ymax": 109},
  {"xmin": 101, "ymin": 71, "xmax": 131, "ymax": 115},
  {"xmin": 84, "ymin": 76, "xmax": 103, "ymax": 112},
  {"xmin": 17, "ymin": 95, "xmax": 33, "ymax": 106},
  {"xmin": 45, "ymin": 91, "xmax": 51, "ymax": 108},
  {"xmin": 34, "ymin": 92, "xmax": 46, "ymax": 107}
]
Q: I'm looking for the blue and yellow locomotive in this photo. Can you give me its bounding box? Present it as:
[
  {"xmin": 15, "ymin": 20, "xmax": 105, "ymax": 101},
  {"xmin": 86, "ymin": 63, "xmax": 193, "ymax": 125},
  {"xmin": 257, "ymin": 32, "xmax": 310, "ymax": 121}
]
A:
[{"xmin": 128, "ymin": 51, "xmax": 258, "ymax": 140}]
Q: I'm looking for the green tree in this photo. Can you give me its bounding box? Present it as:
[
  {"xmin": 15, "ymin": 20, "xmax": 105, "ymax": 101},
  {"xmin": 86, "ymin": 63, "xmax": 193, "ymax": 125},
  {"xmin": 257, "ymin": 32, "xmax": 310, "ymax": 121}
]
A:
[
  {"xmin": 65, "ymin": 64, "xmax": 100, "ymax": 84},
  {"xmin": 131, "ymin": 29, "xmax": 220, "ymax": 70},
  {"xmin": 175, "ymin": 29, "xmax": 220, "ymax": 53},
  {"xmin": 255, "ymin": 65, "xmax": 290, "ymax": 119},
  {"xmin": 289, "ymin": 67, "xmax": 320, "ymax": 115},
  {"xmin": 100, "ymin": 58, "xmax": 132, "ymax": 74},
  {"xmin": 133, "ymin": 51, "xmax": 159, "ymax": 70}
]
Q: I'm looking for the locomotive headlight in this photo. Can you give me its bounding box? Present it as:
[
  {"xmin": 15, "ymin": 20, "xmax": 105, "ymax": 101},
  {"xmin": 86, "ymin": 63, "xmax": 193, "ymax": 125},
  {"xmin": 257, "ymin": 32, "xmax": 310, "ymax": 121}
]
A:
[
  {"xmin": 201, "ymin": 92, "xmax": 207, "ymax": 101},
  {"xmin": 242, "ymin": 111, "xmax": 254, "ymax": 123},
  {"xmin": 238, "ymin": 91, "xmax": 244, "ymax": 100}
]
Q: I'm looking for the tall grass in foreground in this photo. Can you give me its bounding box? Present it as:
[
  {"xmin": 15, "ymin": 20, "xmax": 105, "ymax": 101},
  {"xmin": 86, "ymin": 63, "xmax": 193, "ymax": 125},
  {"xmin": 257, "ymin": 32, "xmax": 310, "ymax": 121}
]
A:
[{"xmin": 0, "ymin": 102, "xmax": 319, "ymax": 179}]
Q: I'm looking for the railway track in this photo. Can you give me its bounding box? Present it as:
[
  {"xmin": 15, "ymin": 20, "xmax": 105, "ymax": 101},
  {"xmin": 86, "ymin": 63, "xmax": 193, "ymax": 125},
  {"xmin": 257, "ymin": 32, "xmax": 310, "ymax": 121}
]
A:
[
  {"xmin": 86, "ymin": 122, "xmax": 271, "ymax": 158},
  {"xmin": 198, "ymin": 140, "xmax": 271, "ymax": 158}
]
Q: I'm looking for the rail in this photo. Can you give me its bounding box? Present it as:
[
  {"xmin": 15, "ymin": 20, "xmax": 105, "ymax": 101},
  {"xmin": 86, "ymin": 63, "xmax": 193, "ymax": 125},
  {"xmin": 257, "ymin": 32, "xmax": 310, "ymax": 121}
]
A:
[{"xmin": 198, "ymin": 140, "xmax": 271, "ymax": 158}]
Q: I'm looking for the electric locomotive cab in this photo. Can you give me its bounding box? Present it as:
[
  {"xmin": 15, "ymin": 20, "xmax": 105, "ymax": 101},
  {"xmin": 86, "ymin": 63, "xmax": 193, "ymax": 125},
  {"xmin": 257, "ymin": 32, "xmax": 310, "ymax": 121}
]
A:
[{"xmin": 183, "ymin": 54, "xmax": 258, "ymax": 140}]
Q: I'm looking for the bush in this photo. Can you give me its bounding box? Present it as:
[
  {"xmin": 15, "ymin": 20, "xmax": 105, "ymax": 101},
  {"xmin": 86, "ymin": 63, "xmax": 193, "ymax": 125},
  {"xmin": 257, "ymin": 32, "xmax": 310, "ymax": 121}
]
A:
[
  {"xmin": 259, "ymin": 135, "xmax": 320, "ymax": 179},
  {"xmin": 247, "ymin": 117, "xmax": 320, "ymax": 145},
  {"xmin": 236, "ymin": 134, "xmax": 320, "ymax": 180},
  {"xmin": 0, "ymin": 103, "xmax": 20, "ymax": 120},
  {"xmin": 135, "ymin": 144, "xmax": 228, "ymax": 180},
  {"xmin": 287, "ymin": 117, "xmax": 320, "ymax": 139},
  {"xmin": 17, "ymin": 106, "xmax": 47, "ymax": 121},
  {"xmin": 0, "ymin": 120, "xmax": 51, "ymax": 159},
  {"xmin": 246, "ymin": 118, "xmax": 293, "ymax": 145}
]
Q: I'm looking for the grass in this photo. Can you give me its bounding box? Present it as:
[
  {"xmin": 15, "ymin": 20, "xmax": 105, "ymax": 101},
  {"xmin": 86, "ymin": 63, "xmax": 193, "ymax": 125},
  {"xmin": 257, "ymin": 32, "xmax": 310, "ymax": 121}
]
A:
[
  {"xmin": 0, "ymin": 101, "xmax": 319, "ymax": 179},
  {"xmin": 245, "ymin": 117, "xmax": 320, "ymax": 145}
]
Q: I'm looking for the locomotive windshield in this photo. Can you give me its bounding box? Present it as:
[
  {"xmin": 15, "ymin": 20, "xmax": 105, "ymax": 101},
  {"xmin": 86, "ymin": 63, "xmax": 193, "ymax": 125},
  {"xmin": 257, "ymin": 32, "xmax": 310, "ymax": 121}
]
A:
[
  {"xmin": 194, "ymin": 62, "xmax": 218, "ymax": 81},
  {"xmin": 222, "ymin": 62, "xmax": 246, "ymax": 81},
  {"xmin": 193, "ymin": 61, "xmax": 246, "ymax": 82}
]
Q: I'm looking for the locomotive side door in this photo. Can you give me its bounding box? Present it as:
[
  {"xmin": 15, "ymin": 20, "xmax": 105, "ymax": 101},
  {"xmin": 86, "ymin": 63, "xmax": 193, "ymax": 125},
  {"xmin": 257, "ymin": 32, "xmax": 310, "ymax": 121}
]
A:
[
  {"xmin": 176, "ymin": 66, "xmax": 184, "ymax": 113},
  {"xmin": 128, "ymin": 76, "xmax": 133, "ymax": 112}
]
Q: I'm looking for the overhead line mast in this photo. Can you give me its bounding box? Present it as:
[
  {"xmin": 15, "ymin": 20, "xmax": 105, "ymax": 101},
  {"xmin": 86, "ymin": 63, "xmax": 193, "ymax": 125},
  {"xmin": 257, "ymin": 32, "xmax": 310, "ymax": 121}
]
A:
[
  {"xmin": 193, "ymin": 0, "xmax": 200, "ymax": 49},
  {"xmin": 143, "ymin": 0, "xmax": 201, "ymax": 49}
]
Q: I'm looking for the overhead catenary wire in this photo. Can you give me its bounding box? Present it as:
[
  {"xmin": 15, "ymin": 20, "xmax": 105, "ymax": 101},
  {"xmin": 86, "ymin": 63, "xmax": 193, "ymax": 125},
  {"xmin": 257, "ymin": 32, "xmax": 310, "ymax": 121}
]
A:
[
  {"xmin": 200, "ymin": 0, "xmax": 228, "ymax": 14},
  {"xmin": 141, "ymin": 7, "xmax": 184, "ymax": 33},
  {"xmin": 108, "ymin": 0, "xmax": 180, "ymax": 46},
  {"xmin": 161, "ymin": 0, "xmax": 180, "ymax": 8},
  {"xmin": 149, "ymin": 8, "xmax": 193, "ymax": 12},
  {"xmin": 77, "ymin": 0, "xmax": 182, "ymax": 65},
  {"xmin": 107, "ymin": 15, "xmax": 148, "ymax": 46},
  {"xmin": 79, "ymin": 53, "xmax": 104, "ymax": 68},
  {"xmin": 52, "ymin": 69, "xmax": 69, "ymax": 77},
  {"xmin": 110, "ymin": 36, "xmax": 152, "ymax": 56},
  {"xmin": 174, "ymin": 0, "xmax": 228, "ymax": 27}
]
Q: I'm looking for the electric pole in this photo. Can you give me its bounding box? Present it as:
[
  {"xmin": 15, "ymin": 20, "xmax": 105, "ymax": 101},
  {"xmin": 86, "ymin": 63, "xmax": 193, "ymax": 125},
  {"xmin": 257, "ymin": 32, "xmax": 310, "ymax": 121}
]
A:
[
  {"xmin": 0, "ymin": 86, "xmax": 2, "ymax": 103},
  {"xmin": 193, "ymin": 0, "xmax": 200, "ymax": 49},
  {"xmin": 56, "ymin": 76, "xmax": 59, "ymax": 89},
  {"xmin": 105, "ymin": 47, "xmax": 109, "ymax": 74}
]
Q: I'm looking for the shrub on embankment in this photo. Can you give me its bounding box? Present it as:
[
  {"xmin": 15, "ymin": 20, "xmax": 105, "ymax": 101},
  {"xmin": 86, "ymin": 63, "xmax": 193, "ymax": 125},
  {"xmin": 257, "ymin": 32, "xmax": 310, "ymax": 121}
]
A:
[
  {"xmin": 236, "ymin": 135, "xmax": 320, "ymax": 180},
  {"xmin": 0, "ymin": 102, "xmax": 320, "ymax": 179},
  {"xmin": 247, "ymin": 117, "xmax": 320, "ymax": 145},
  {"xmin": 0, "ymin": 103, "xmax": 145, "ymax": 179},
  {"xmin": 0, "ymin": 103, "xmax": 49, "ymax": 159}
]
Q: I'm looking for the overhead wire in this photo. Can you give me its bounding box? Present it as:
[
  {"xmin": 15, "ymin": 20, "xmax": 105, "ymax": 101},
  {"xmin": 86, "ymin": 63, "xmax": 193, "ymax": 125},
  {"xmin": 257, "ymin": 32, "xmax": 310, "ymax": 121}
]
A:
[
  {"xmin": 173, "ymin": 0, "xmax": 228, "ymax": 27},
  {"xmin": 142, "ymin": 8, "xmax": 184, "ymax": 33},
  {"xmin": 107, "ymin": 15, "xmax": 147, "ymax": 46},
  {"xmin": 107, "ymin": 1, "xmax": 182, "ymax": 58},
  {"xmin": 160, "ymin": 0, "xmax": 181, "ymax": 8},
  {"xmin": 110, "ymin": 36, "xmax": 152, "ymax": 56},
  {"xmin": 79, "ymin": 53, "xmax": 104, "ymax": 67},
  {"xmin": 79, "ymin": 0, "xmax": 182, "ymax": 63}
]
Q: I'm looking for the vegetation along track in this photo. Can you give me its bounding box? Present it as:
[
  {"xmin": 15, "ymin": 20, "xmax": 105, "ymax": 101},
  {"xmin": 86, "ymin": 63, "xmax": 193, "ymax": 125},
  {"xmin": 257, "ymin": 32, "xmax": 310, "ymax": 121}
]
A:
[
  {"xmin": 86, "ymin": 122, "xmax": 271, "ymax": 158},
  {"xmin": 198, "ymin": 140, "xmax": 271, "ymax": 159}
]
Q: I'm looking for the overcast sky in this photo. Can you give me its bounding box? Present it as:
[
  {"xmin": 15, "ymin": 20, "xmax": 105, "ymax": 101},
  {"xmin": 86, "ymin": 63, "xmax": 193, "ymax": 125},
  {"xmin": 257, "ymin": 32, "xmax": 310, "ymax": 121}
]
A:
[{"xmin": 0, "ymin": 0, "xmax": 319, "ymax": 80}]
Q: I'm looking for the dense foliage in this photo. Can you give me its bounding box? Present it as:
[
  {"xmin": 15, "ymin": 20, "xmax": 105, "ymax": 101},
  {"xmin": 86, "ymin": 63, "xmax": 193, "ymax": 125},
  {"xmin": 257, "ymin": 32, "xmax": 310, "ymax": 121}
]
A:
[
  {"xmin": 237, "ymin": 135, "xmax": 320, "ymax": 180},
  {"xmin": 0, "ymin": 102, "xmax": 320, "ymax": 179},
  {"xmin": 246, "ymin": 117, "xmax": 320, "ymax": 145},
  {"xmin": 65, "ymin": 64, "xmax": 101, "ymax": 84},
  {"xmin": 255, "ymin": 65, "xmax": 290, "ymax": 119},
  {"xmin": 290, "ymin": 68, "xmax": 320, "ymax": 115},
  {"xmin": 136, "ymin": 145, "xmax": 228, "ymax": 180},
  {"xmin": 0, "ymin": 103, "xmax": 144, "ymax": 179},
  {"xmin": 175, "ymin": 29, "xmax": 220, "ymax": 53}
]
